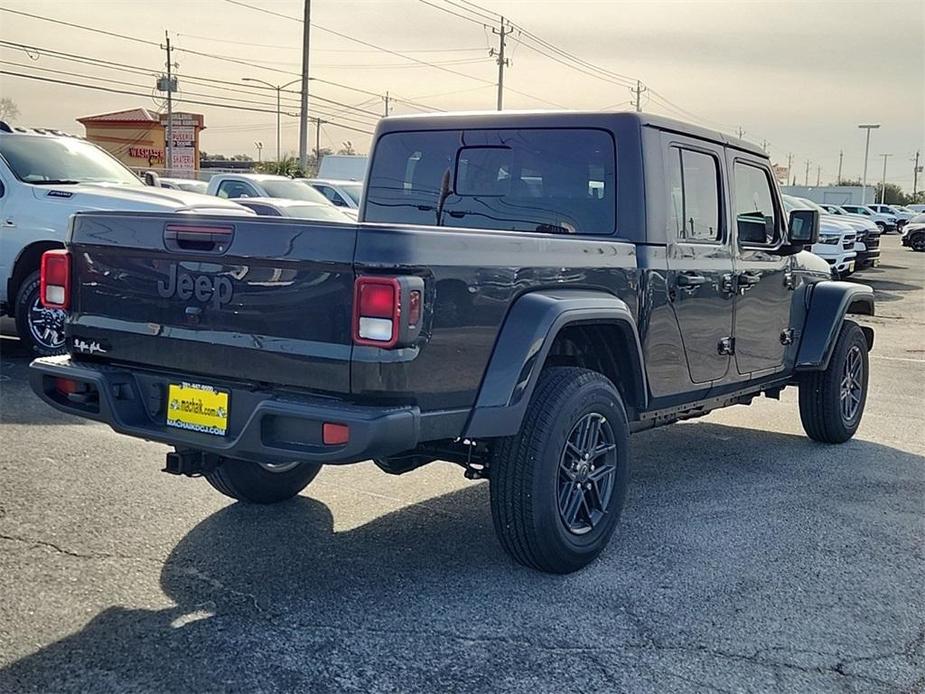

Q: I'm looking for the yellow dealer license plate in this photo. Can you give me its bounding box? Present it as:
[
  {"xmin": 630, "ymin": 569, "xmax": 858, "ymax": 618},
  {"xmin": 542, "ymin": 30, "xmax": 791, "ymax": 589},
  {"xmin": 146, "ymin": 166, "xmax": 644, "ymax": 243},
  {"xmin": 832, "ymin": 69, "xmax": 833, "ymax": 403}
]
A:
[{"xmin": 166, "ymin": 382, "xmax": 229, "ymax": 436}]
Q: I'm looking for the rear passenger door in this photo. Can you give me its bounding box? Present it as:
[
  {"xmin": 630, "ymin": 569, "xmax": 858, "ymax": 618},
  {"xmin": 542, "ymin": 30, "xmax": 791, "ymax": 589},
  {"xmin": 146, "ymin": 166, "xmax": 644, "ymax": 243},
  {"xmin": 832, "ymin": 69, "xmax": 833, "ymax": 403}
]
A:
[
  {"xmin": 729, "ymin": 157, "xmax": 791, "ymax": 375},
  {"xmin": 663, "ymin": 137, "xmax": 734, "ymax": 384}
]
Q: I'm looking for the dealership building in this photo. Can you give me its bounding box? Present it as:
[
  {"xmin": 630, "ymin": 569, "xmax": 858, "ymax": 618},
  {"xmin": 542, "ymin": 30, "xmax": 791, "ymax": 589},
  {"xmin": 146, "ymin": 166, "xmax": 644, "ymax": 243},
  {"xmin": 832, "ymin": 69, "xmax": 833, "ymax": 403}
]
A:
[{"xmin": 77, "ymin": 107, "xmax": 205, "ymax": 177}]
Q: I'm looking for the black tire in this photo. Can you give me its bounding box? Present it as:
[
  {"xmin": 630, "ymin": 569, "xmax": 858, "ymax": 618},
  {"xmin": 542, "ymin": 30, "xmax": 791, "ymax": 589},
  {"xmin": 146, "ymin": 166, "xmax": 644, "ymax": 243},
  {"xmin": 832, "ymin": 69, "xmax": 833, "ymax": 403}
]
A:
[
  {"xmin": 14, "ymin": 271, "xmax": 67, "ymax": 356},
  {"xmin": 489, "ymin": 367, "xmax": 630, "ymax": 574},
  {"xmin": 798, "ymin": 320, "xmax": 869, "ymax": 444},
  {"xmin": 911, "ymin": 233, "xmax": 925, "ymax": 252},
  {"xmin": 205, "ymin": 458, "xmax": 322, "ymax": 504},
  {"xmin": 875, "ymin": 222, "xmax": 886, "ymax": 233}
]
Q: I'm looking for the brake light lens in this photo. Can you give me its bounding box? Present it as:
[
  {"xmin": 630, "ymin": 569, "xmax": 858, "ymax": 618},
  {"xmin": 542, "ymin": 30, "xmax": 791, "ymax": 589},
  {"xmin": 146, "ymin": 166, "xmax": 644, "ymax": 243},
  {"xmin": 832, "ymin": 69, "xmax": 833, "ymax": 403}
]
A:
[
  {"xmin": 322, "ymin": 422, "xmax": 350, "ymax": 446},
  {"xmin": 354, "ymin": 277, "xmax": 400, "ymax": 347},
  {"xmin": 40, "ymin": 250, "xmax": 71, "ymax": 309}
]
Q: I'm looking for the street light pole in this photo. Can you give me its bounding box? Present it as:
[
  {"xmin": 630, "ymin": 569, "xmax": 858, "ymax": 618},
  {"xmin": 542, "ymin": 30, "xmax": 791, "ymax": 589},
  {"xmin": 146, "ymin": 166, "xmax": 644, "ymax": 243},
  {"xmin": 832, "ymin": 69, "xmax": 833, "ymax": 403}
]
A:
[
  {"xmin": 879, "ymin": 154, "xmax": 892, "ymax": 204},
  {"xmin": 858, "ymin": 124, "xmax": 880, "ymax": 204},
  {"xmin": 242, "ymin": 77, "xmax": 301, "ymax": 163}
]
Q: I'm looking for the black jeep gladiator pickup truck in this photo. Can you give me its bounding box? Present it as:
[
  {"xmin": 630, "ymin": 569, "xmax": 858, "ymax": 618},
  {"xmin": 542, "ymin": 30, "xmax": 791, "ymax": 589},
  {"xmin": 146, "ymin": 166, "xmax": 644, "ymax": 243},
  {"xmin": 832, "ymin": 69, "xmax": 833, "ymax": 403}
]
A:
[{"xmin": 30, "ymin": 112, "xmax": 874, "ymax": 574}]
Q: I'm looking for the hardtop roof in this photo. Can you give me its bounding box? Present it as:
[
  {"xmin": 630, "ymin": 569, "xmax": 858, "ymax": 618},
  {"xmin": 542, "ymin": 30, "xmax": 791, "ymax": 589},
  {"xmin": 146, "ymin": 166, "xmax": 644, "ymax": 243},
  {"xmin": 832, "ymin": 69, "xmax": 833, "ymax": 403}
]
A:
[{"xmin": 375, "ymin": 110, "xmax": 767, "ymax": 158}]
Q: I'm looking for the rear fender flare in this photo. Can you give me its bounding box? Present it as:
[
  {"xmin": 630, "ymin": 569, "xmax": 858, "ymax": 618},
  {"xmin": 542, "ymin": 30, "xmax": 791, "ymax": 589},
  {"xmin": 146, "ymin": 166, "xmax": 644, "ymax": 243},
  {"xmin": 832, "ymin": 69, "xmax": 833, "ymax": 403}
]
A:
[
  {"xmin": 795, "ymin": 280, "xmax": 874, "ymax": 371},
  {"xmin": 464, "ymin": 290, "xmax": 646, "ymax": 439}
]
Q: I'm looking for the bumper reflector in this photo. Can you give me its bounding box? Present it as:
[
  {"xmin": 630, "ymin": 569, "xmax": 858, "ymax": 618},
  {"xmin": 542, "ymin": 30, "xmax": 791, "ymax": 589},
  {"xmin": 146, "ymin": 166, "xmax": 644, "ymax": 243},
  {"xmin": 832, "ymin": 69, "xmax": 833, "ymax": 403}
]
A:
[{"xmin": 322, "ymin": 422, "xmax": 350, "ymax": 446}]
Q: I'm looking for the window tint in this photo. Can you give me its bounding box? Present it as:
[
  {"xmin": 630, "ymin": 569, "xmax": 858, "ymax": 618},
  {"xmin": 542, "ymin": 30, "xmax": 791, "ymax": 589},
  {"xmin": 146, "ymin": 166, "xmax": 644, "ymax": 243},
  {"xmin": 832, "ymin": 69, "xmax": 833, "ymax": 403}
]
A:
[
  {"xmin": 667, "ymin": 148, "xmax": 721, "ymax": 242},
  {"xmin": 733, "ymin": 162, "xmax": 778, "ymax": 245},
  {"xmin": 240, "ymin": 203, "xmax": 281, "ymax": 216},
  {"xmin": 315, "ymin": 185, "xmax": 347, "ymax": 206},
  {"xmin": 365, "ymin": 128, "xmax": 616, "ymax": 234},
  {"xmin": 217, "ymin": 180, "xmax": 256, "ymax": 199}
]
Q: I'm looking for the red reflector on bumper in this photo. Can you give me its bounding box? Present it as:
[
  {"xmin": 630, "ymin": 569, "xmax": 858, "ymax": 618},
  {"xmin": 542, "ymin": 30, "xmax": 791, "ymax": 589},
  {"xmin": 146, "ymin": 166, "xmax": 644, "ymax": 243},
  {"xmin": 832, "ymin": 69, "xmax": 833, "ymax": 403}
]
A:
[
  {"xmin": 54, "ymin": 378, "xmax": 83, "ymax": 395},
  {"xmin": 322, "ymin": 422, "xmax": 350, "ymax": 446}
]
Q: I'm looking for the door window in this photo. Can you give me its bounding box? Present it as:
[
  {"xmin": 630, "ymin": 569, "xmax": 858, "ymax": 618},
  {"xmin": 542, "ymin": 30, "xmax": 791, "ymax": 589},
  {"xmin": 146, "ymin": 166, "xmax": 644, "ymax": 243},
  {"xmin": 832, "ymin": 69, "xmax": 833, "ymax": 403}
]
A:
[
  {"xmin": 668, "ymin": 148, "xmax": 722, "ymax": 242},
  {"xmin": 733, "ymin": 162, "xmax": 779, "ymax": 246},
  {"xmin": 216, "ymin": 180, "xmax": 257, "ymax": 199}
]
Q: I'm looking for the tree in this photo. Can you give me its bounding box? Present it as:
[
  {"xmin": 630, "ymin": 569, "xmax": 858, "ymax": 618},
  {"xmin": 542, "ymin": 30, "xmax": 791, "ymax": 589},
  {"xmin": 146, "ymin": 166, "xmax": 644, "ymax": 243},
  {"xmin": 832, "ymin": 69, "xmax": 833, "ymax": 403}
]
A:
[
  {"xmin": 256, "ymin": 156, "xmax": 304, "ymax": 178},
  {"xmin": 871, "ymin": 182, "xmax": 911, "ymax": 205},
  {"xmin": 836, "ymin": 178, "xmax": 862, "ymax": 186},
  {"xmin": 0, "ymin": 97, "xmax": 19, "ymax": 121}
]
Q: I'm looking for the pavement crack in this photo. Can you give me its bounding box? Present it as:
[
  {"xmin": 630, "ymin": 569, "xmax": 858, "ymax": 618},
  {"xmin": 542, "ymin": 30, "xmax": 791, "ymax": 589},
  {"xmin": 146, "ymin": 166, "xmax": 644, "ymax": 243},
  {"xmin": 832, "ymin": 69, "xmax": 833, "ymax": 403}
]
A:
[{"xmin": 0, "ymin": 532, "xmax": 136, "ymax": 561}]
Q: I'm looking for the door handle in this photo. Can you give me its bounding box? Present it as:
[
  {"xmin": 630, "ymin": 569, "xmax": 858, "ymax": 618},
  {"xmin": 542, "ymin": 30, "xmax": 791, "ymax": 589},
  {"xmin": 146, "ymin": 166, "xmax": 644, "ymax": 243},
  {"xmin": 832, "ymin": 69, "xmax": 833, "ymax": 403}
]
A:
[
  {"xmin": 737, "ymin": 271, "xmax": 761, "ymax": 287},
  {"xmin": 676, "ymin": 273, "xmax": 707, "ymax": 288},
  {"xmin": 3, "ymin": 218, "xmax": 14, "ymax": 227}
]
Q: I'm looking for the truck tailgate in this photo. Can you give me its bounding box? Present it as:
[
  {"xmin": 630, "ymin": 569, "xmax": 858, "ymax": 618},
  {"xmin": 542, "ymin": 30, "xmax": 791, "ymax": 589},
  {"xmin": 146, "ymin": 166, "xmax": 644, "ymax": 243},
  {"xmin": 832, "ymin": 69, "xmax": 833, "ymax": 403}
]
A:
[{"xmin": 67, "ymin": 212, "xmax": 357, "ymax": 394}]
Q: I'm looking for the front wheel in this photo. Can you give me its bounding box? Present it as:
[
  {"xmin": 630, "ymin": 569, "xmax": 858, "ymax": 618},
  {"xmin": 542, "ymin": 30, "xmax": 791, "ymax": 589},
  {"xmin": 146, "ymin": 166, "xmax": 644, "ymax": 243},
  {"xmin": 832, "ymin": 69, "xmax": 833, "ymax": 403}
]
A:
[
  {"xmin": 205, "ymin": 458, "xmax": 322, "ymax": 504},
  {"xmin": 798, "ymin": 320, "xmax": 869, "ymax": 443},
  {"xmin": 911, "ymin": 234, "xmax": 925, "ymax": 252},
  {"xmin": 489, "ymin": 367, "xmax": 630, "ymax": 574},
  {"xmin": 875, "ymin": 222, "xmax": 886, "ymax": 233},
  {"xmin": 14, "ymin": 271, "xmax": 67, "ymax": 356}
]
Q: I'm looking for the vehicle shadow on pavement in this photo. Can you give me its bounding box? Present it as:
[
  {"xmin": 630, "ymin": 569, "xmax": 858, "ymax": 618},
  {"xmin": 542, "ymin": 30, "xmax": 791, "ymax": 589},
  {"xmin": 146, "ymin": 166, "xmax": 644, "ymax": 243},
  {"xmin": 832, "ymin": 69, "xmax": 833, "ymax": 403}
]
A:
[
  {"xmin": 1, "ymin": 422, "xmax": 923, "ymax": 693},
  {"xmin": 0, "ymin": 339, "xmax": 89, "ymax": 426}
]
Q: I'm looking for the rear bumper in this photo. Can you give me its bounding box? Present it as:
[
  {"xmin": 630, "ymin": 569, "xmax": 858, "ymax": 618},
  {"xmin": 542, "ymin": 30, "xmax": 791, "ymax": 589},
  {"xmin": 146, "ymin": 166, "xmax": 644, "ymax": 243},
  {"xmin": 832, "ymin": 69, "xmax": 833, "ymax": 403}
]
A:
[{"xmin": 29, "ymin": 356, "xmax": 426, "ymax": 465}]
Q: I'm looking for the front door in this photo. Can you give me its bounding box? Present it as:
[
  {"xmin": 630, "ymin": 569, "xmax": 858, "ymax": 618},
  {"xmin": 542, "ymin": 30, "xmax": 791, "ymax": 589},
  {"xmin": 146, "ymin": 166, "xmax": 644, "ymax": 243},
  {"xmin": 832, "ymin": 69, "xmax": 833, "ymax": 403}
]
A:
[
  {"xmin": 730, "ymin": 158, "xmax": 792, "ymax": 375},
  {"xmin": 664, "ymin": 139, "xmax": 734, "ymax": 384}
]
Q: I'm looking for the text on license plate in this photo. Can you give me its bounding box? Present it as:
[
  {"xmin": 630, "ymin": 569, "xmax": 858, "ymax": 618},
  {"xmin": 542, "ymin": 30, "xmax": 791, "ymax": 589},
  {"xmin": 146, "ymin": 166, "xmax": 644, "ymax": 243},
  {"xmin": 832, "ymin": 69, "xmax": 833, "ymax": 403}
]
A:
[{"xmin": 166, "ymin": 382, "xmax": 229, "ymax": 436}]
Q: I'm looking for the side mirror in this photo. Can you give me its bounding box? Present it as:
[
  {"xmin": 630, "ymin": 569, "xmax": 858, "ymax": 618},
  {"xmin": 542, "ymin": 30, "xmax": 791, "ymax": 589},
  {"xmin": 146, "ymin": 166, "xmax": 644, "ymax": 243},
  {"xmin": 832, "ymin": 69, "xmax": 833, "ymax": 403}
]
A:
[
  {"xmin": 788, "ymin": 209, "xmax": 819, "ymax": 246},
  {"xmin": 143, "ymin": 170, "xmax": 160, "ymax": 187}
]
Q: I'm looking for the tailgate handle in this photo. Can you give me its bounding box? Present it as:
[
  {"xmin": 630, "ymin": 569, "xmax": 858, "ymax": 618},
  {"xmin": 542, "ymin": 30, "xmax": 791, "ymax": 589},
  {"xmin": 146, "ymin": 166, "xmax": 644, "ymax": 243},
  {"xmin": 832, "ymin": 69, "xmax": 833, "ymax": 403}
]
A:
[{"xmin": 164, "ymin": 224, "xmax": 234, "ymax": 254}]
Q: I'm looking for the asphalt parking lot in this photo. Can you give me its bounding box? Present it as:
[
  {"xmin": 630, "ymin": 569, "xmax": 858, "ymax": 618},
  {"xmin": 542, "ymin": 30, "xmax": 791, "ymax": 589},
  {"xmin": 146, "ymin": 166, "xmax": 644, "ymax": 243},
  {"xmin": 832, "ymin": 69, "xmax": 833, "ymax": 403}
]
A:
[{"xmin": 0, "ymin": 236, "xmax": 922, "ymax": 694}]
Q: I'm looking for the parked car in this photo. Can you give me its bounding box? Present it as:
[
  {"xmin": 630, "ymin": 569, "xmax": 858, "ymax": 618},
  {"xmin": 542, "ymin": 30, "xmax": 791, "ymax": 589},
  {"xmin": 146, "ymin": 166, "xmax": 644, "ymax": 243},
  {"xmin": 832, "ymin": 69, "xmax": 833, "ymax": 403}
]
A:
[
  {"xmin": 0, "ymin": 122, "xmax": 252, "ymax": 355},
  {"xmin": 796, "ymin": 198, "xmax": 880, "ymax": 269},
  {"xmin": 235, "ymin": 197, "xmax": 355, "ymax": 222},
  {"xmin": 158, "ymin": 177, "xmax": 208, "ymax": 194},
  {"xmin": 207, "ymin": 173, "xmax": 358, "ymax": 220},
  {"xmin": 900, "ymin": 213, "xmax": 925, "ymax": 251},
  {"xmin": 30, "ymin": 111, "xmax": 874, "ymax": 574},
  {"xmin": 783, "ymin": 196, "xmax": 858, "ymax": 276},
  {"xmin": 868, "ymin": 203, "xmax": 914, "ymax": 230},
  {"xmin": 839, "ymin": 204, "xmax": 898, "ymax": 232},
  {"xmin": 304, "ymin": 178, "xmax": 362, "ymax": 210},
  {"xmin": 906, "ymin": 204, "xmax": 925, "ymax": 214}
]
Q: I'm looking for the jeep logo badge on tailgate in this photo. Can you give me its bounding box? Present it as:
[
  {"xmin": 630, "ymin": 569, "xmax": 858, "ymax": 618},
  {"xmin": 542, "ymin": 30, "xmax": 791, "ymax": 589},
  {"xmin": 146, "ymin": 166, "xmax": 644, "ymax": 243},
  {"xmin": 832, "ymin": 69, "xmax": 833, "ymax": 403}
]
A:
[{"xmin": 157, "ymin": 265, "xmax": 233, "ymax": 309}]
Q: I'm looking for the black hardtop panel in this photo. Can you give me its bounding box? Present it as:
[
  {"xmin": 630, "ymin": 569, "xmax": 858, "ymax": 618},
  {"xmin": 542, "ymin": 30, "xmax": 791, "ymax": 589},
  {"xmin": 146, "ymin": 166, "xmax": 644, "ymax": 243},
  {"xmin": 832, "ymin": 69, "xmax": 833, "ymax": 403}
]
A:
[{"xmin": 375, "ymin": 110, "xmax": 767, "ymax": 159}]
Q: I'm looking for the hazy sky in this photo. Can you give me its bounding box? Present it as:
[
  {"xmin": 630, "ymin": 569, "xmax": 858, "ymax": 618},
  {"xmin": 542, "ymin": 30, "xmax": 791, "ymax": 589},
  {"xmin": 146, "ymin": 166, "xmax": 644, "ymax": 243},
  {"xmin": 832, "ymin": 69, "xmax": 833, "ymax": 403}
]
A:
[{"xmin": 2, "ymin": 0, "xmax": 923, "ymax": 188}]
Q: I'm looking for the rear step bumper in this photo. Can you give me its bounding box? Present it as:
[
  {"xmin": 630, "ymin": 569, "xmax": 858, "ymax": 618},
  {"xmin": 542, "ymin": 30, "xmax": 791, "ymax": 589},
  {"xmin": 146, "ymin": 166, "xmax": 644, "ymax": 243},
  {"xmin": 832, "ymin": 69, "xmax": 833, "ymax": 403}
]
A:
[{"xmin": 29, "ymin": 356, "xmax": 421, "ymax": 465}]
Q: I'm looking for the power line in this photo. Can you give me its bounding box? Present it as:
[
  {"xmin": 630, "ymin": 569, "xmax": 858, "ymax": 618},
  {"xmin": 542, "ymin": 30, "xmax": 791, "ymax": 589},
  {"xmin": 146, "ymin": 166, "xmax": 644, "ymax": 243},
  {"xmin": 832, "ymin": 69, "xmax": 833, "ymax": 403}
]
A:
[{"xmin": 0, "ymin": 70, "xmax": 375, "ymax": 135}]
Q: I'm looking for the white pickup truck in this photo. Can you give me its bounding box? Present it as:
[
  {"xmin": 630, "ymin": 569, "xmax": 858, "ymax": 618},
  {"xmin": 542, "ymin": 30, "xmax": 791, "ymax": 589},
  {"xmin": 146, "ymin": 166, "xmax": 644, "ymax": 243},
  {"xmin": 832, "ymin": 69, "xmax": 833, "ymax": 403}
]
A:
[
  {"xmin": 0, "ymin": 123, "xmax": 250, "ymax": 354},
  {"xmin": 205, "ymin": 173, "xmax": 358, "ymax": 220}
]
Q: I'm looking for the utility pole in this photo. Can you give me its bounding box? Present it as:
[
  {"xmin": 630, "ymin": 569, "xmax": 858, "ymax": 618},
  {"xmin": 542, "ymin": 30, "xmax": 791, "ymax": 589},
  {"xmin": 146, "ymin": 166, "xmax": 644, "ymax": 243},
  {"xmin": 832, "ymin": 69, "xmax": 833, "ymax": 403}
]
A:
[
  {"xmin": 383, "ymin": 91, "xmax": 390, "ymax": 117},
  {"xmin": 837, "ymin": 150, "xmax": 844, "ymax": 183},
  {"xmin": 913, "ymin": 150, "xmax": 921, "ymax": 199},
  {"xmin": 242, "ymin": 77, "xmax": 300, "ymax": 163},
  {"xmin": 761, "ymin": 139, "xmax": 768, "ymax": 153},
  {"xmin": 490, "ymin": 17, "xmax": 510, "ymax": 111},
  {"xmin": 736, "ymin": 127, "xmax": 745, "ymax": 139},
  {"xmin": 816, "ymin": 165, "xmax": 822, "ymax": 186},
  {"xmin": 159, "ymin": 31, "xmax": 178, "ymax": 177},
  {"xmin": 804, "ymin": 160, "xmax": 811, "ymax": 186},
  {"xmin": 631, "ymin": 80, "xmax": 647, "ymax": 112},
  {"xmin": 879, "ymin": 153, "xmax": 892, "ymax": 203},
  {"xmin": 786, "ymin": 153, "xmax": 793, "ymax": 183},
  {"xmin": 312, "ymin": 116, "xmax": 325, "ymax": 166},
  {"xmin": 298, "ymin": 0, "xmax": 311, "ymax": 172},
  {"xmin": 858, "ymin": 124, "xmax": 880, "ymax": 204}
]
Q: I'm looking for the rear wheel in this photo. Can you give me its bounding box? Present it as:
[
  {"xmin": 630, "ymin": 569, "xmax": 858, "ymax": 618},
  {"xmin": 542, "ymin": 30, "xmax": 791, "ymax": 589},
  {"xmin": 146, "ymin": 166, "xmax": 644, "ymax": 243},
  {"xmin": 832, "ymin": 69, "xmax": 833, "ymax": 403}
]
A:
[
  {"xmin": 14, "ymin": 271, "xmax": 67, "ymax": 356},
  {"xmin": 875, "ymin": 221, "xmax": 886, "ymax": 233},
  {"xmin": 911, "ymin": 233, "xmax": 925, "ymax": 252},
  {"xmin": 205, "ymin": 458, "xmax": 322, "ymax": 504},
  {"xmin": 489, "ymin": 367, "xmax": 630, "ymax": 574},
  {"xmin": 799, "ymin": 320, "xmax": 869, "ymax": 443}
]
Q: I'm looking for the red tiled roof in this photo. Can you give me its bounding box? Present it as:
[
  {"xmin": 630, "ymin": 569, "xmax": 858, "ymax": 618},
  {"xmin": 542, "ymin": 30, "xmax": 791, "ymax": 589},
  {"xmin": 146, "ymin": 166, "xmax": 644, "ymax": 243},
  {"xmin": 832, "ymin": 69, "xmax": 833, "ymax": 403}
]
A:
[{"xmin": 77, "ymin": 108, "xmax": 160, "ymax": 123}]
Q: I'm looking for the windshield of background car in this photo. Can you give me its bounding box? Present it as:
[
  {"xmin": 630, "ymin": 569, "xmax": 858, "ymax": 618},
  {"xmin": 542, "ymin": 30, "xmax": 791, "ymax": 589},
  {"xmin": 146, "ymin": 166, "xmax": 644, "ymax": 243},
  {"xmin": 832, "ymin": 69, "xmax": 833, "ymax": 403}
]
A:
[
  {"xmin": 261, "ymin": 179, "xmax": 332, "ymax": 204},
  {"xmin": 797, "ymin": 197, "xmax": 828, "ymax": 214},
  {"xmin": 340, "ymin": 183, "xmax": 362, "ymax": 205},
  {"xmin": 0, "ymin": 136, "xmax": 142, "ymax": 185},
  {"xmin": 177, "ymin": 181, "xmax": 207, "ymax": 193},
  {"xmin": 365, "ymin": 128, "xmax": 616, "ymax": 234},
  {"xmin": 287, "ymin": 204, "xmax": 353, "ymax": 221}
]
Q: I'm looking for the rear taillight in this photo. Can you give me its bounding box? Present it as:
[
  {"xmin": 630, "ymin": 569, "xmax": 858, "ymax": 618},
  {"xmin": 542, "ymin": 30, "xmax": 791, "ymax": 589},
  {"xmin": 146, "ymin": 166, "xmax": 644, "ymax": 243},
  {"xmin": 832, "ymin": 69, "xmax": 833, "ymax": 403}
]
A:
[
  {"xmin": 354, "ymin": 277, "xmax": 400, "ymax": 347},
  {"xmin": 353, "ymin": 276, "xmax": 425, "ymax": 348},
  {"xmin": 40, "ymin": 249, "xmax": 71, "ymax": 309}
]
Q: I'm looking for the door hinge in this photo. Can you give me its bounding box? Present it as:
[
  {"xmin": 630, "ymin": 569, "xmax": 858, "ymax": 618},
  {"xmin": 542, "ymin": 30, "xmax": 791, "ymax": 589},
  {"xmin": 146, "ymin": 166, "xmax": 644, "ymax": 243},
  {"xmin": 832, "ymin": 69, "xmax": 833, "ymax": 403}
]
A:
[
  {"xmin": 721, "ymin": 273, "xmax": 736, "ymax": 294},
  {"xmin": 783, "ymin": 271, "xmax": 796, "ymax": 290},
  {"xmin": 718, "ymin": 337, "xmax": 735, "ymax": 356},
  {"xmin": 780, "ymin": 328, "xmax": 795, "ymax": 345}
]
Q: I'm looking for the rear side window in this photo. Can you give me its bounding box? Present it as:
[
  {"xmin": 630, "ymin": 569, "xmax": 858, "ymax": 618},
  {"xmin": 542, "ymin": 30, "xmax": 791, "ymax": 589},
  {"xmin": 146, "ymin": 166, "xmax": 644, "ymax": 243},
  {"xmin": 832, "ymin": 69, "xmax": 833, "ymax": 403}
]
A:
[
  {"xmin": 217, "ymin": 180, "xmax": 257, "ymax": 199},
  {"xmin": 365, "ymin": 128, "xmax": 616, "ymax": 235},
  {"xmin": 733, "ymin": 162, "xmax": 780, "ymax": 246},
  {"xmin": 667, "ymin": 147, "xmax": 721, "ymax": 242}
]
